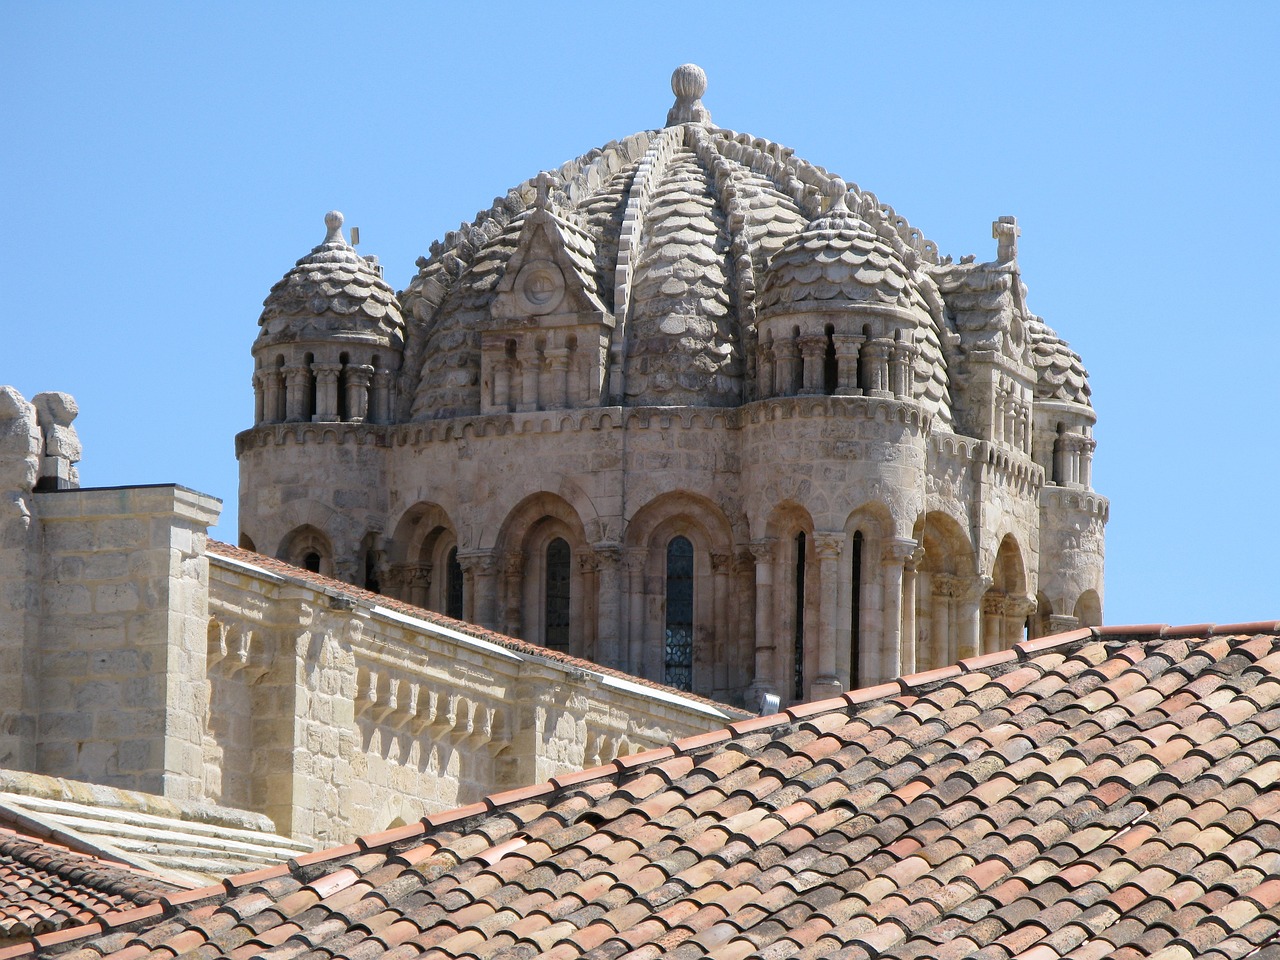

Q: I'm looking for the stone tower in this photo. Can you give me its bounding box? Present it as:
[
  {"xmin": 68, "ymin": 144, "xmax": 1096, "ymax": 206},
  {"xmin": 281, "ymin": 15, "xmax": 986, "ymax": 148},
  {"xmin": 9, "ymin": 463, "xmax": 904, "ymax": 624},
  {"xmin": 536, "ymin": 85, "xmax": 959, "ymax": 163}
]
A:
[{"xmin": 239, "ymin": 65, "xmax": 1107, "ymax": 708}]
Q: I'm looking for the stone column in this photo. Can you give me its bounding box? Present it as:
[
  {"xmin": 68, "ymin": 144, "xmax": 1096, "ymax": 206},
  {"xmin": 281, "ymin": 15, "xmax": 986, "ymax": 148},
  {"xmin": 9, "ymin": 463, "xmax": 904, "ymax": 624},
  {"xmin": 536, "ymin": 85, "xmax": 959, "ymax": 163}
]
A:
[
  {"xmin": 502, "ymin": 554, "xmax": 524, "ymax": 637},
  {"xmin": 982, "ymin": 594, "xmax": 1003, "ymax": 655},
  {"xmin": 1080, "ymin": 437, "xmax": 1096, "ymax": 490},
  {"xmin": 518, "ymin": 351, "xmax": 539, "ymax": 412},
  {"xmin": 371, "ymin": 369, "xmax": 393, "ymax": 424},
  {"xmin": 798, "ymin": 336, "xmax": 826, "ymax": 395},
  {"xmin": 345, "ymin": 364, "xmax": 374, "ymax": 422},
  {"xmin": 889, "ymin": 338, "xmax": 916, "ymax": 399},
  {"xmin": 493, "ymin": 360, "xmax": 512, "ymax": 412},
  {"xmin": 710, "ymin": 552, "xmax": 731, "ymax": 698},
  {"xmin": 283, "ymin": 365, "xmax": 311, "ymax": 422},
  {"xmin": 546, "ymin": 348, "xmax": 571, "ymax": 409},
  {"xmin": 311, "ymin": 363, "xmax": 341, "ymax": 422},
  {"xmin": 775, "ymin": 340, "xmax": 800, "ymax": 397},
  {"xmin": 879, "ymin": 538, "xmax": 917, "ymax": 682},
  {"xmin": 862, "ymin": 339, "xmax": 892, "ymax": 396},
  {"xmin": 261, "ymin": 368, "xmax": 284, "ymax": 423},
  {"xmin": 575, "ymin": 552, "xmax": 598, "ymax": 661},
  {"xmin": 592, "ymin": 544, "xmax": 623, "ymax": 669},
  {"xmin": 757, "ymin": 343, "xmax": 776, "ymax": 399},
  {"xmin": 624, "ymin": 548, "xmax": 647, "ymax": 677},
  {"xmin": 833, "ymin": 333, "xmax": 864, "ymax": 395},
  {"xmin": 930, "ymin": 575, "xmax": 958, "ymax": 667},
  {"xmin": 957, "ymin": 576, "xmax": 992, "ymax": 660},
  {"xmin": 458, "ymin": 551, "xmax": 498, "ymax": 629},
  {"xmin": 252, "ymin": 370, "xmax": 267, "ymax": 425},
  {"xmin": 745, "ymin": 537, "xmax": 777, "ymax": 708},
  {"xmin": 900, "ymin": 547, "xmax": 924, "ymax": 676},
  {"xmin": 811, "ymin": 533, "xmax": 845, "ymax": 699}
]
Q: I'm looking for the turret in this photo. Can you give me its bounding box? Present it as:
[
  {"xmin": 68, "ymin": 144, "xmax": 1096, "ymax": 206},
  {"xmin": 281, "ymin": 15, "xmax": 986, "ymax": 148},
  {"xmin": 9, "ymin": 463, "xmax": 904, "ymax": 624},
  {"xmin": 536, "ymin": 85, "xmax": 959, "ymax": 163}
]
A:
[{"xmin": 252, "ymin": 211, "xmax": 404, "ymax": 427}]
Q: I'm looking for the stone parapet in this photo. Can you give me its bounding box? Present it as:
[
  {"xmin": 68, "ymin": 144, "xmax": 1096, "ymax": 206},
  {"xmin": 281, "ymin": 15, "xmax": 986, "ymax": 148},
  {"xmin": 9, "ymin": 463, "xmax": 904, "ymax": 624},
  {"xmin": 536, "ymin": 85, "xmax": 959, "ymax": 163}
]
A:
[{"xmin": 206, "ymin": 548, "xmax": 743, "ymax": 847}]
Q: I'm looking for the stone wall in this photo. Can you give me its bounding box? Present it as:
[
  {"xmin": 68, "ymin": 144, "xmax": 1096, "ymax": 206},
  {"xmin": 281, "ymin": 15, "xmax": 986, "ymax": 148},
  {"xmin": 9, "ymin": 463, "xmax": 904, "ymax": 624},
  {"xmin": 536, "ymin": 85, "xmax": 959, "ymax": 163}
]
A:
[{"xmin": 206, "ymin": 546, "xmax": 742, "ymax": 847}]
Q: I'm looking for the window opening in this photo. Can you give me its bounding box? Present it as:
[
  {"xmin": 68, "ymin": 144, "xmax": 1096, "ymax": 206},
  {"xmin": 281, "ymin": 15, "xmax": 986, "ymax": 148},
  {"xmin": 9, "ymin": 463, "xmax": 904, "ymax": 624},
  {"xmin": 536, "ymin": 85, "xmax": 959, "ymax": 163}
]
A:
[
  {"xmin": 664, "ymin": 536, "xmax": 695, "ymax": 691},
  {"xmin": 303, "ymin": 551, "xmax": 321, "ymax": 573},
  {"xmin": 850, "ymin": 531, "xmax": 863, "ymax": 689},
  {"xmin": 446, "ymin": 546, "xmax": 464, "ymax": 619},
  {"xmin": 824, "ymin": 326, "xmax": 838, "ymax": 394},
  {"xmin": 364, "ymin": 550, "xmax": 380, "ymax": 593},
  {"xmin": 794, "ymin": 531, "xmax": 806, "ymax": 701},
  {"xmin": 545, "ymin": 538, "xmax": 571, "ymax": 650}
]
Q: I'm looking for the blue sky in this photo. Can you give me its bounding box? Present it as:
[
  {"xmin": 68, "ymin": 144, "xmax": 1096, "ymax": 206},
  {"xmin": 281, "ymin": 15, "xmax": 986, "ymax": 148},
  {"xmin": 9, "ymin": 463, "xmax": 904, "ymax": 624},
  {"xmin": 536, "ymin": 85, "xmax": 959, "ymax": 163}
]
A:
[{"xmin": 4, "ymin": 3, "xmax": 1277, "ymax": 626}]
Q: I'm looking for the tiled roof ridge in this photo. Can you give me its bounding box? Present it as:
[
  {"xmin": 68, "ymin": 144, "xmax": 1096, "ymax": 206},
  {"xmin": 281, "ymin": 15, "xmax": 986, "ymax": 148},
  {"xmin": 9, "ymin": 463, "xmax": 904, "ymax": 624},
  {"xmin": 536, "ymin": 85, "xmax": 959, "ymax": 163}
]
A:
[
  {"xmin": 206, "ymin": 540, "xmax": 744, "ymax": 714},
  {"xmin": 8, "ymin": 617, "xmax": 1280, "ymax": 960},
  {"xmin": 0, "ymin": 825, "xmax": 176, "ymax": 903}
]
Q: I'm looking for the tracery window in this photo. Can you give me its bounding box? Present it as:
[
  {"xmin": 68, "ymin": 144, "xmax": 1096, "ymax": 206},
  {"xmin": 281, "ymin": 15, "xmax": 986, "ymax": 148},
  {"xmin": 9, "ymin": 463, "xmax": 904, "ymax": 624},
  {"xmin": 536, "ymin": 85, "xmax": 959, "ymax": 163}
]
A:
[
  {"xmin": 445, "ymin": 546, "xmax": 464, "ymax": 619},
  {"xmin": 664, "ymin": 536, "xmax": 694, "ymax": 691},
  {"xmin": 545, "ymin": 538, "xmax": 571, "ymax": 651}
]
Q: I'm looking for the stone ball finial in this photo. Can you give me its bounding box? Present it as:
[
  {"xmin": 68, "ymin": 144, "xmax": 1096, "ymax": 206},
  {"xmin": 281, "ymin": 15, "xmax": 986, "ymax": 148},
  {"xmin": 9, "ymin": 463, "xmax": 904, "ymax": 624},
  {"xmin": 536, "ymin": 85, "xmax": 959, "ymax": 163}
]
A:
[
  {"xmin": 824, "ymin": 177, "xmax": 850, "ymax": 214},
  {"xmin": 671, "ymin": 63, "xmax": 707, "ymax": 100},
  {"xmin": 667, "ymin": 63, "xmax": 712, "ymax": 127},
  {"xmin": 324, "ymin": 210, "xmax": 346, "ymax": 244}
]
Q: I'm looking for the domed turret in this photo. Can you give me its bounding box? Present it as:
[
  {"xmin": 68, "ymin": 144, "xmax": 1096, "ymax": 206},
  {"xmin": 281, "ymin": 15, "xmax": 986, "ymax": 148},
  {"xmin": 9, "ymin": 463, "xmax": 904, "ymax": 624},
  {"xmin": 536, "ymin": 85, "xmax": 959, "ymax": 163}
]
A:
[
  {"xmin": 755, "ymin": 178, "xmax": 952, "ymax": 424},
  {"xmin": 252, "ymin": 212, "xmax": 404, "ymax": 425}
]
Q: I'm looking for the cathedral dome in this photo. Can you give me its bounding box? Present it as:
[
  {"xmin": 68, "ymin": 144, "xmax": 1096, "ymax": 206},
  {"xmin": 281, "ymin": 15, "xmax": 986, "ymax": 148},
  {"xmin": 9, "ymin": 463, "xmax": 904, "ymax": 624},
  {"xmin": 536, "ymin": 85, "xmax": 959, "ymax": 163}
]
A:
[
  {"xmin": 257, "ymin": 211, "xmax": 404, "ymax": 352},
  {"xmin": 1028, "ymin": 316, "xmax": 1092, "ymax": 406},
  {"xmin": 399, "ymin": 68, "xmax": 957, "ymax": 420}
]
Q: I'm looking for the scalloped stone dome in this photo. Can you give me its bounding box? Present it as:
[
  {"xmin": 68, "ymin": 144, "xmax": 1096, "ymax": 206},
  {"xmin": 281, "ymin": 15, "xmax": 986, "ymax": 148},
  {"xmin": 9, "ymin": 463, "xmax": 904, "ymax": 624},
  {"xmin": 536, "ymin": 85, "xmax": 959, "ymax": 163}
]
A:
[
  {"xmin": 1028, "ymin": 316, "xmax": 1092, "ymax": 406},
  {"xmin": 257, "ymin": 212, "xmax": 404, "ymax": 350}
]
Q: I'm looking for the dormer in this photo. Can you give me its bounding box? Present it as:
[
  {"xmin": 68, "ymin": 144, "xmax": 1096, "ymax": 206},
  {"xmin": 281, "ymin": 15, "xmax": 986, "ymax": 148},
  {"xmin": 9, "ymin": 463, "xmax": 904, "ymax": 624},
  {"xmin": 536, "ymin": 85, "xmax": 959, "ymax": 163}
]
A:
[{"xmin": 483, "ymin": 173, "xmax": 614, "ymax": 413}]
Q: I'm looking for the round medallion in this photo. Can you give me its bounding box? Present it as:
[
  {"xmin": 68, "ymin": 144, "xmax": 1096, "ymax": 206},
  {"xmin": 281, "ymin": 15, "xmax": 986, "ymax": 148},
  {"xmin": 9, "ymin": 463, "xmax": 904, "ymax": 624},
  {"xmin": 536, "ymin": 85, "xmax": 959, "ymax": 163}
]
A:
[{"xmin": 516, "ymin": 259, "xmax": 564, "ymax": 314}]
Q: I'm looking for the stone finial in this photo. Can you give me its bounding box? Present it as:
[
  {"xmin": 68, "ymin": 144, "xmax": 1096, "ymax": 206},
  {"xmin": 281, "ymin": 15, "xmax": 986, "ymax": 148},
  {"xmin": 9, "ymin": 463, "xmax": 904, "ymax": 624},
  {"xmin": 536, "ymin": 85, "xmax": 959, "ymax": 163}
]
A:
[
  {"xmin": 993, "ymin": 215, "xmax": 1019, "ymax": 262},
  {"xmin": 324, "ymin": 210, "xmax": 346, "ymax": 245},
  {"xmin": 824, "ymin": 177, "xmax": 850, "ymax": 215},
  {"xmin": 666, "ymin": 63, "xmax": 712, "ymax": 127},
  {"xmin": 534, "ymin": 171, "xmax": 554, "ymax": 210},
  {"xmin": 0, "ymin": 387, "xmax": 41, "ymax": 493},
  {"xmin": 32, "ymin": 391, "xmax": 80, "ymax": 491}
]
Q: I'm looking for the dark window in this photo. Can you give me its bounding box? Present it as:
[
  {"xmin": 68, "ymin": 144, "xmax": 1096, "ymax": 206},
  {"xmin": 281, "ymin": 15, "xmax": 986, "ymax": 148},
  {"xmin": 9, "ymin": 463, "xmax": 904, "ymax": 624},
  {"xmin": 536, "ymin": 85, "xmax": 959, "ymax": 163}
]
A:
[
  {"xmin": 850, "ymin": 531, "xmax": 863, "ymax": 689},
  {"xmin": 794, "ymin": 531, "xmax": 806, "ymax": 701},
  {"xmin": 303, "ymin": 551, "xmax": 321, "ymax": 573},
  {"xmin": 446, "ymin": 547, "xmax": 464, "ymax": 619},
  {"xmin": 824, "ymin": 327, "xmax": 838, "ymax": 394},
  {"xmin": 664, "ymin": 536, "xmax": 695, "ymax": 691},
  {"xmin": 545, "ymin": 538, "xmax": 571, "ymax": 650},
  {"xmin": 364, "ymin": 550, "xmax": 380, "ymax": 594}
]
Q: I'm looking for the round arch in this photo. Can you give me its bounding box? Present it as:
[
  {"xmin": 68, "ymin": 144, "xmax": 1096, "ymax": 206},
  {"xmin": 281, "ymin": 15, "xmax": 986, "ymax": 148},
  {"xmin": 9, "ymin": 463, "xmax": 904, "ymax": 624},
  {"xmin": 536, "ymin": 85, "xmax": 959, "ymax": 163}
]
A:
[{"xmin": 910, "ymin": 511, "xmax": 978, "ymax": 671}]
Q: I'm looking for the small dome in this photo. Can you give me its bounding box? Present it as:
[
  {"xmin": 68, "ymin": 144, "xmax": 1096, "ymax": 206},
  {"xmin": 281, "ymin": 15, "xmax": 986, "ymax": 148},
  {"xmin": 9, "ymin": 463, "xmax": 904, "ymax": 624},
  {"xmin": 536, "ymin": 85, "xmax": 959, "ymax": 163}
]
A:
[
  {"xmin": 257, "ymin": 211, "xmax": 404, "ymax": 350},
  {"xmin": 1028, "ymin": 316, "xmax": 1092, "ymax": 406},
  {"xmin": 756, "ymin": 180, "xmax": 922, "ymax": 314}
]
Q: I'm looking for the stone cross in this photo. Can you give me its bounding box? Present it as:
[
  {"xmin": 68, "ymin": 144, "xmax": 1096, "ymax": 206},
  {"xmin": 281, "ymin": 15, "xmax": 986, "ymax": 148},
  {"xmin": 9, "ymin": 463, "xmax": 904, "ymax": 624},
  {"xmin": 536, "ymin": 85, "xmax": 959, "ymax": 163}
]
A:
[{"xmin": 993, "ymin": 216, "xmax": 1019, "ymax": 262}]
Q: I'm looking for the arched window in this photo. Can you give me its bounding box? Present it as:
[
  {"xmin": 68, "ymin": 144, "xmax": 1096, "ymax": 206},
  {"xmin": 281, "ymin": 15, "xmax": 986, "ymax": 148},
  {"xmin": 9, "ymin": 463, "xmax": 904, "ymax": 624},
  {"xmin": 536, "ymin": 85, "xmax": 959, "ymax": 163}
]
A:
[
  {"xmin": 850, "ymin": 530, "xmax": 863, "ymax": 688},
  {"xmin": 446, "ymin": 546, "xmax": 464, "ymax": 620},
  {"xmin": 303, "ymin": 552, "xmax": 321, "ymax": 573},
  {"xmin": 794, "ymin": 531, "xmax": 806, "ymax": 701},
  {"xmin": 545, "ymin": 538, "xmax": 571, "ymax": 650},
  {"xmin": 664, "ymin": 536, "xmax": 694, "ymax": 691}
]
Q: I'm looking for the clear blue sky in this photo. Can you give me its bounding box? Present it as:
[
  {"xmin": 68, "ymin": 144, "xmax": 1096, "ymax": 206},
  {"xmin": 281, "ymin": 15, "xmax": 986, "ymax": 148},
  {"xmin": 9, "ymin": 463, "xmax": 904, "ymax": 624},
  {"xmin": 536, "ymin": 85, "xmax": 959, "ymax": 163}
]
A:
[{"xmin": 4, "ymin": 3, "xmax": 1277, "ymax": 626}]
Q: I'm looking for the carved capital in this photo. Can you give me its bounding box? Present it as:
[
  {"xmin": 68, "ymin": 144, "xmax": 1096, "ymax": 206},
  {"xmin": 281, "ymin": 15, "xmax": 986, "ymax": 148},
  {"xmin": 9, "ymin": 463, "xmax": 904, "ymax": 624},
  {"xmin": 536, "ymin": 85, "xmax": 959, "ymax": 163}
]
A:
[
  {"xmin": 881, "ymin": 537, "xmax": 919, "ymax": 566},
  {"xmin": 710, "ymin": 552, "xmax": 732, "ymax": 573},
  {"xmin": 748, "ymin": 537, "xmax": 777, "ymax": 564},
  {"xmin": 456, "ymin": 550, "xmax": 496, "ymax": 577},
  {"xmin": 811, "ymin": 532, "xmax": 844, "ymax": 561}
]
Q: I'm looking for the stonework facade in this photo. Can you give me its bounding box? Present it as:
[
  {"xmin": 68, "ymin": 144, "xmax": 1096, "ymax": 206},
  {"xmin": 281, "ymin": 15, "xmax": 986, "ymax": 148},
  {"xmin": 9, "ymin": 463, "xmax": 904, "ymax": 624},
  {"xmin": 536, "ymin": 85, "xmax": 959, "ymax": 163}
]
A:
[
  {"xmin": 0, "ymin": 388, "xmax": 741, "ymax": 849},
  {"xmin": 239, "ymin": 65, "xmax": 1108, "ymax": 708}
]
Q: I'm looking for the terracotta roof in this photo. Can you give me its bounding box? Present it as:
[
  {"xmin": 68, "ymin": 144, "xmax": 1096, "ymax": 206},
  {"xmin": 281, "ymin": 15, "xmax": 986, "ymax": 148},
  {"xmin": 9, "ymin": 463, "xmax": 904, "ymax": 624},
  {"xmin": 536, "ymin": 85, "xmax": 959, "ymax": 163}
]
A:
[
  {"xmin": 208, "ymin": 541, "xmax": 745, "ymax": 716},
  {"xmin": 13, "ymin": 621, "xmax": 1280, "ymax": 960},
  {"xmin": 0, "ymin": 820, "xmax": 176, "ymax": 943}
]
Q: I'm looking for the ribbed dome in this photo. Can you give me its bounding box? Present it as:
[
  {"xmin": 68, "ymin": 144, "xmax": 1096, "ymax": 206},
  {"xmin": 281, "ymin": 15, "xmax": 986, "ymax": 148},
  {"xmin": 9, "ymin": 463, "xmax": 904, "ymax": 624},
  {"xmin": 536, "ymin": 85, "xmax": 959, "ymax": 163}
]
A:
[
  {"xmin": 396, "ymin": 72, "xmax": 971, "ymax": 423},
  {"xmin": 756, "ymin": 182, "xmax": 923, "ymax": 314},
  {"xmin": 258, "ymin": 211, "xmax": 403, "ymax": 350},
  {"xmin": 1028, "ymin": 316, "xmax": 1092, "ymax": 406}
]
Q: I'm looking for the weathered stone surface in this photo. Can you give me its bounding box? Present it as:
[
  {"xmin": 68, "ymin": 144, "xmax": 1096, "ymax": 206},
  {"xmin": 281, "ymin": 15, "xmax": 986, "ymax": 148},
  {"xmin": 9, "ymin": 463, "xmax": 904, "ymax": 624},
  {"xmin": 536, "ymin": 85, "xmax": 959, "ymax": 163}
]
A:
[{"xmin": 238, "ymin": 65, "xmax": 1107, "ymax": 711}]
